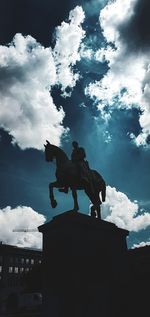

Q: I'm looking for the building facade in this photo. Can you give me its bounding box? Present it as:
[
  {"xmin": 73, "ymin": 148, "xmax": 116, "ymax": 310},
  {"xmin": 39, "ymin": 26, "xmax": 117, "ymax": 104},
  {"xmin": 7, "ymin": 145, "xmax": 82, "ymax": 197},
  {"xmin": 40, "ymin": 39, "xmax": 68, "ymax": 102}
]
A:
[
  {"xmin": 0, "ymin": 243, "xmax": 42, "ymax": 314},
  {"xmin": 0, "ymin": 213, "xmax": 150, "ymax": 316}
]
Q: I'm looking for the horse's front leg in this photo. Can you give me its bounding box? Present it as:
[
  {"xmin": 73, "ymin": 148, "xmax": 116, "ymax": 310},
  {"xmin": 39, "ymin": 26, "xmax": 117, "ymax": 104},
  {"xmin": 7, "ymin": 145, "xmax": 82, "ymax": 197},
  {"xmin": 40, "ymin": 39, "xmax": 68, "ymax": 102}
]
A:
[
  {"xmin": 71, "ymin": 189, "xmax": 79, "ymax": 212},
  {"xmin": 49, "ymin": 181, "xmax": 58, "ymax": 208}
]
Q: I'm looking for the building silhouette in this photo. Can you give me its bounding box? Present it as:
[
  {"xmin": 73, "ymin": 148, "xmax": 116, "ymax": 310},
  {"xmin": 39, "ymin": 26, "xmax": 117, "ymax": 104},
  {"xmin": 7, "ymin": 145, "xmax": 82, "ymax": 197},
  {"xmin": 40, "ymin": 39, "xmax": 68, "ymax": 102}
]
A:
[
  {"xmin": 0, "ymin": 211, "xmax": 150, "ymax": 316},
  {"xmin": 125, "ymin": 246, "xmax": 150, "ymax": 316},
  {"xmin": 0, "ymin": 243, "xmax": 42, "ymax": 314}
]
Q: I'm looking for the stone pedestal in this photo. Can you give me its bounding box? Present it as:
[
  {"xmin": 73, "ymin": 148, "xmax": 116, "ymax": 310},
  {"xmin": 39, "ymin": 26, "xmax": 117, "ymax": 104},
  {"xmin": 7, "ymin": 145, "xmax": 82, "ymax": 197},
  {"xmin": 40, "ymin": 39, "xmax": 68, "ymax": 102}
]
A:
[{"xmin": 39, "ymin": 211, "xmax": 129, "ymax": 317}]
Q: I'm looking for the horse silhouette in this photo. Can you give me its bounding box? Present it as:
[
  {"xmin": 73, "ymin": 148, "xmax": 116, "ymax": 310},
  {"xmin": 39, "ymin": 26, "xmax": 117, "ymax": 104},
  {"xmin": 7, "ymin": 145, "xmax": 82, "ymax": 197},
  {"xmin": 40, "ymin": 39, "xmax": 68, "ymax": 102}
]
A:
[{"xmin": 44, "ymin": 140, "xmax": 106, "ymax": 219}]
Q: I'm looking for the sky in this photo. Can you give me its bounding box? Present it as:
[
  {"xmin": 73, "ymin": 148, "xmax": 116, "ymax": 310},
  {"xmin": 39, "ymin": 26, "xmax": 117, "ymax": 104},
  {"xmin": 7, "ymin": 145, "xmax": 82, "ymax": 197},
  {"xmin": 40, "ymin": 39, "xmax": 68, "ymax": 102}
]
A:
[{"xmin": 0, "ymin": 0, "xmax": 150, "ymax": 250}]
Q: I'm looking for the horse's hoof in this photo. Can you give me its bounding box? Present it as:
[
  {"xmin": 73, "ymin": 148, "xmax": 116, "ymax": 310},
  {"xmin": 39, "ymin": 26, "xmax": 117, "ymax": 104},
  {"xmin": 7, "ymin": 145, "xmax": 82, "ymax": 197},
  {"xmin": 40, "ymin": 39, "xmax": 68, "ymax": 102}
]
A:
[{"xmin": 51, "ymin": 200, "xmax": 57, "ymax": 208}]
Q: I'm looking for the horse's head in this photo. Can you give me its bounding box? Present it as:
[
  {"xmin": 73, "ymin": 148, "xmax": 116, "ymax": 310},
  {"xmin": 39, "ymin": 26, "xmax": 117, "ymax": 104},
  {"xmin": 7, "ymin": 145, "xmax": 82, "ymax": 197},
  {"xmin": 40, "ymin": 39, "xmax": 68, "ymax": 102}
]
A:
[{"xmin": 44, "ymin": 140, "xmax": 55, "ymax": 162}]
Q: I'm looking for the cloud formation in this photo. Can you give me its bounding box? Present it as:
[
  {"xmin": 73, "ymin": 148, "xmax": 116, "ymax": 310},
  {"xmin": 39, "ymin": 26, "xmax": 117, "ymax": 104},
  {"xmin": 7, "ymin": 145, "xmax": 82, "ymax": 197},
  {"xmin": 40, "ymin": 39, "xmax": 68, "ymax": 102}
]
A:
[
  {"xmin": 0, "ymin": 6, "xmax": 85, "ymax": 149},
  {"xmin": 86, "ymin": 0, "xmax": 150, "ymax": 147},
  {"xmin": 102, "ymin": 186, "xmax": 150, "ymax": 232},
  {"xmin": 53, "ymin": 6, "xmax": 85, "ymax": 95},
  {"xmin": 0, "ymin": 206, "xmax": 46, "ymax": 249},
  {"xmin": 0, "ymin": 34, "xmax": 66, "ymax": 150},
  {"xmin": 118, "ymin": 0, "xmax": 150, "ymax": 52},
  {"xmin": 132, "ymin": 241, "xmax": 150, "ymax": 249}
]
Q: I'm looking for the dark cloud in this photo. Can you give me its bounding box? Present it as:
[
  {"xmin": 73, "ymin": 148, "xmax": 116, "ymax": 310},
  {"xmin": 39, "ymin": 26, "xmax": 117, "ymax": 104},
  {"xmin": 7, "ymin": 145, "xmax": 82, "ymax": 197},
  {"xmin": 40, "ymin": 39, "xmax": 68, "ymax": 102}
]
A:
[
  {"xmin": 0, "ymin": 0, "xmax": 108, "ymax": 47},
  {"xmin": 118, "ymin": 0, "xmax": 150, "ymax": 52},
  {"xmin": 0, "ymin": 66, "xmax": 27, "ymax": 91},
  {"xmin": 0, "ymin": 0, "xmax": 75, "ymax": 46}
]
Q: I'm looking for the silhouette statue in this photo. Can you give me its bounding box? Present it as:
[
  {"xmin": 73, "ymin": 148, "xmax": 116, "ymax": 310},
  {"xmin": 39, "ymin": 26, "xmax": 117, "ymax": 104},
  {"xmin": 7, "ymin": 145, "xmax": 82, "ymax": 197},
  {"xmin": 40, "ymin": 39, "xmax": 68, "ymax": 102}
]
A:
[
  {"xmin": 44, "ymin": 140, "xmax": 106, "ymax": 219},
  {"xmin": 59, "ymin": 141, "xmax": 91, "ymax": 194},
  {"xmin": 71, "ymin": 141, "xmax": 89, "ymax": 182}
]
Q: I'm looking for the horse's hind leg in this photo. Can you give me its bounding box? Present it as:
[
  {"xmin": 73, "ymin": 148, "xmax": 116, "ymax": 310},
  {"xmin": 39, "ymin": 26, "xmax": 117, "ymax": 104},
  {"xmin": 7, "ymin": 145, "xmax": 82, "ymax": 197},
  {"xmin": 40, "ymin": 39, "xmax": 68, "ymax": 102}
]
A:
[
  {"xmin": 102, "ymin": 184, "xmax": 106, "ymax": 202},
  {"xmin": 72, "ymin": 189, "xmax": 79, "ymax": 212},
  {"xmin": 91, "ymin": 205, "xmax": 97, "ymax": 218},
  {"xmin": 49, "ymin": 182, "xmax": 58, "ymax": 208},
  {"xmin": 96, "ymin": 204, "xmax": 101, "ymax": 219}
]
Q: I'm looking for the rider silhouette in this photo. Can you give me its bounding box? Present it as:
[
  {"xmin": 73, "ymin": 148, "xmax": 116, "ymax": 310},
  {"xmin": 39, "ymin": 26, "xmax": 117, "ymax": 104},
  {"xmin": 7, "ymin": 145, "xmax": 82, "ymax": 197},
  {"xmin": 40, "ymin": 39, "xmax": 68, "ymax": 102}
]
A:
[
  {"xmin": 71, "ymin": 141, "xmax": 89, "ymax": 182},
  {"xmin": 71, "ymin": 141, "xmax": 86, "ymax": 162},
  {"xmin": 59, "ymin": 141, "xmax": 90, "ymax": 193}
]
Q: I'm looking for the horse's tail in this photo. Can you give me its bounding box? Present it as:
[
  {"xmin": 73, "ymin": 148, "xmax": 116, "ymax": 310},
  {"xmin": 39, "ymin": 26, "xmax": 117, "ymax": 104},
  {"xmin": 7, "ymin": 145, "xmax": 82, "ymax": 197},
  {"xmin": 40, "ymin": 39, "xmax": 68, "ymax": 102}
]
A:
[
  {"xmin": 102, "ymin": 182, "xmax": 106, "ymax": 202},
  {"xmin": 91, "ymin": 170, "xmax": 106, "ymax": 201}
]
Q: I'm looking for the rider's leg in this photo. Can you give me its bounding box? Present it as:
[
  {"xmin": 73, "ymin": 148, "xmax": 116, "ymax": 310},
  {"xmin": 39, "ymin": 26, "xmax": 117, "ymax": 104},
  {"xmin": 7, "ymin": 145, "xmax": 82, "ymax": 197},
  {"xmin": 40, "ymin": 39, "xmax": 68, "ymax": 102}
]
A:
[{"xmin": 59, "ymin": 187, "xmax": 68, "ymax": 193}]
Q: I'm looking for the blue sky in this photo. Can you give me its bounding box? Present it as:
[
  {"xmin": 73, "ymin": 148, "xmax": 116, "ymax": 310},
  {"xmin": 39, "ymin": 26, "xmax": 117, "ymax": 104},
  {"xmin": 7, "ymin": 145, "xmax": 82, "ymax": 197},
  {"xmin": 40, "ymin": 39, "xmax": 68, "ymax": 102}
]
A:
[{"xmin": 0, "ymin": 0, "xmax": 150, "ymax": 249}]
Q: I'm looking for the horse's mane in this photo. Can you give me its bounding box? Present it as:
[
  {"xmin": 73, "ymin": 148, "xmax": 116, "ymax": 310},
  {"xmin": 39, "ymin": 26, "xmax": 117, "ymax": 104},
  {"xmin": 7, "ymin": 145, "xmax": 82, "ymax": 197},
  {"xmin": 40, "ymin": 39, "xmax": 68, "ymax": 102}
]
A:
[{"xmin": 52, "ymin": 144, "xmax": 69, "ymax": 161}]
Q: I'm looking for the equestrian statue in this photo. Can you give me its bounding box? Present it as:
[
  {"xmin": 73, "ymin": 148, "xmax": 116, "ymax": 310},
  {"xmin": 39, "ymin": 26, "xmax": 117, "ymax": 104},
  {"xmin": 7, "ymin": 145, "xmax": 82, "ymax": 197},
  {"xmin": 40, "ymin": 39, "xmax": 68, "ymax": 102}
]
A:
[{"xmin": 44, "ymin": 140, "xmax": 106, "ymax": 219}]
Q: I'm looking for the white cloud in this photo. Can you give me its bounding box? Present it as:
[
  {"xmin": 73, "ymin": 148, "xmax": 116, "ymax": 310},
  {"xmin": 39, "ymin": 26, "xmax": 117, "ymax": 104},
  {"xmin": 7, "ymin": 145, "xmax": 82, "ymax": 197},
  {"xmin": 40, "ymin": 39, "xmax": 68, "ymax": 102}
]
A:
[
  {"xmin": 100, "ymin": 0, "xmax": 136, "ymax": 44},
  {"xmin": 0, "ymin": 33, "xmax": 66, "ymax": 150},
  {"xmin": 0, "ymin": 6, "xmax": 85, "ymax": 149},
  {"xmin": 102, "ymin": 186, "xmax": 150, "ymax": 231},
  {"xmin": 85, "ymin": 0, "xmax": 150, "ymax": 147},
  {"xmin": 53, "ymin": 6, "xmax": 85, "ymax": 95},
  {"xmin": 0, "ymin": 206, "xmax": 46, "ymax": 249},
  {"xmin": 132, "ymin": 241, "xmax": 150, "ymax": 249}
]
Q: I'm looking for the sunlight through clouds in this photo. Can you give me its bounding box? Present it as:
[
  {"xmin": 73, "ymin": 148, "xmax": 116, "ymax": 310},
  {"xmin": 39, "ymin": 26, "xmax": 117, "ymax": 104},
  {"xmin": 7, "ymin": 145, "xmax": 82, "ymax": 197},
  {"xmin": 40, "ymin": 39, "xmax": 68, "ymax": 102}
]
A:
[{"xmin": 85, "ymin": 0, "xmax": 150, "ymax": 147}]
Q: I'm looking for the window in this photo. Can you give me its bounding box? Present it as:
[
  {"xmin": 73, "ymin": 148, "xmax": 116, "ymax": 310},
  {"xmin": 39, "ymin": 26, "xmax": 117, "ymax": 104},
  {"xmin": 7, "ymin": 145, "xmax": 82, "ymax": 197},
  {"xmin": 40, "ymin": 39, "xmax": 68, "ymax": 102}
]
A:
[
  {"xmin": 9, "ymin": 267, "xmax": 13, "ymax": 273},
  {"xmin": 0, "ymin": 256, "xmax": 3, "ymax": 263},
  {"xmin": 21, "ymin": 258, "xmax": 24, "ymax": 264},
  {"xmin": 25, "ymin": 268, "xmax": 29, "ymax": 273},
  {"xmin": 38, "ymin": 260, "xmax": 41, "ymax": 264},
  {"xmin": 31, "ymin": 259, "xmax": 34, "ymax": 265},
  {"xmin": 0, "ymin": 266, "xmax": 2, "ymax": 273},
  {"xmin": 14, "ymin": 267, "xmax": 18, "ymax": 273},
  {"xmin": 26, "ymin": 258, "xmax": 29, "ymax": 264},
  {"xmin": 9, "ymin": 257, "xmax": 13, "ymax": 263},
  {"xmin": 20, "ymin": 267, "xmax": 24, "ymax": 273}
]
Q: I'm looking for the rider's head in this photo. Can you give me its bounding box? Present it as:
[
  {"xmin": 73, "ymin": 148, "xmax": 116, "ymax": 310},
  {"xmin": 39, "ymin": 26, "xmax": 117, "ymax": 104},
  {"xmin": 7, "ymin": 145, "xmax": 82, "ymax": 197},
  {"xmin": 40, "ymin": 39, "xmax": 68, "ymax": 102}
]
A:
[{"xmin": 72, "ymin": 141, "xmax": 78, "ymax": 149}]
